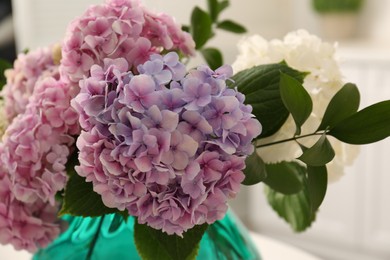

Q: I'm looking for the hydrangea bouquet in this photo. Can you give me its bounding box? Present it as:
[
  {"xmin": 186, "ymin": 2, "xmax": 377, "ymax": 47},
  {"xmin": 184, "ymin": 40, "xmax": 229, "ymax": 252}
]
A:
[{"xmin": 1, "ymin": 0, "xmax": 390, "ymax": 259}]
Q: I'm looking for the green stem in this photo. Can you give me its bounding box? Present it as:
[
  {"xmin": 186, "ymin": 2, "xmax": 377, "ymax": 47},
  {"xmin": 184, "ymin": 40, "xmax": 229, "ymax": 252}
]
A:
[
  {"xmin": 256, "ymin": 131, "xmax": 326, "ymax": 148},
  {"xmin": 86, "ymin": 215, "xmax": 105, "ymax": 260}
]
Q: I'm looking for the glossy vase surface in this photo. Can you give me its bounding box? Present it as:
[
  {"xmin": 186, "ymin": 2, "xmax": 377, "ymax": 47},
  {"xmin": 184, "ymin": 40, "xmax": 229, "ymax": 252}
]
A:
[{"xmin": 33, "ymin": 210, "xmax": 261, "ymax": 260}]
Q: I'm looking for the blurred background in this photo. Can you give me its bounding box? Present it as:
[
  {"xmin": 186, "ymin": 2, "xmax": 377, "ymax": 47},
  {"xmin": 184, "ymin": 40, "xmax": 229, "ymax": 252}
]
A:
[
  {"xmin": 0, "ymin": 0, "xmax": 15, "ymax": 62},
  {"xmin": 1, "ymin": 0, "xmax": 389, "ymax": 259}
]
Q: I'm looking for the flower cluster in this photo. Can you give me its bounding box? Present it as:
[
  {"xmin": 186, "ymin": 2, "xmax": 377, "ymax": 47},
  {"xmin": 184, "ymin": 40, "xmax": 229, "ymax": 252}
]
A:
[
  {"xmin": 0, "ymin": 0, "xmax": 381, "ymax": 256},
  {"xmin": 73, "ymin": 53, "xmax": 261, "ymax": 235},
  {"xmin": 0, "ymin": 162, "xmax": 61, "ymax": 252},
  {"xmin": 232, "ymin": 30, "xmax": 359, "ymax": 181},
  {"xmin": 0, "ymin": 71, "xmax": 79, "ymax": 251},
  {"xmin": 2, "ymin": 77, "xmax": 80, "ymax": 205},
  {"xmin": 60, "ymin": 0, "xmax": 195, "ymax": 86},
  {"xmin": 0, "ymin": 0, "xmax": 197, "ymax": 252},
  {"xmin": 1, "ymin": 46, "xmax": 60, "ymax": 123}
]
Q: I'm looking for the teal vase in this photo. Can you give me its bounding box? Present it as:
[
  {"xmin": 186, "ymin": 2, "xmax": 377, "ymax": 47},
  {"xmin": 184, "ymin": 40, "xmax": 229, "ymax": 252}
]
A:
[{"xmin": 33, "ymin": 210, "xmax": 261, "ymax": 260}]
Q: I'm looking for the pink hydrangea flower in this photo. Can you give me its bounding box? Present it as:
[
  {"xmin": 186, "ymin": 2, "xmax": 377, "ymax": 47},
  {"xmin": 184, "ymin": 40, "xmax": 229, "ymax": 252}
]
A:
[
  {"xmin": 1, "ymin": 46, "xmax": 59, "ymax": 123},
  {"xmin": 0, "ymin": 74, "xmax": 78, "ymax": 253},
  {"xmin": 73, "ymin": 54, "xmax": 261, "ymax": 236},
  {"xmin": 0, "ymin": 151, "xmax": 61, "ymax": 253},
  {"xmin": 1, "ymin": 77, "xmax": 80, "ymax": 205},
  {"xmin": 60, "ymin": 0, "xmax": 195, "ymax": 85}
]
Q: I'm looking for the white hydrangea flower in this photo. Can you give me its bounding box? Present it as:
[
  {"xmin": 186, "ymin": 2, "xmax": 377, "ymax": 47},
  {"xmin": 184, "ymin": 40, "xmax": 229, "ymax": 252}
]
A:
[
  {"xmin": 0, "ymin": 100, "xmax": 8, "ymax": 139},
  {"xmin": 0, "ymin": 109, "xmax": 8, "ymax": 141},
  {"xmin": 232, "ymin": 30, "xmax": 359, "ymax": 182}
]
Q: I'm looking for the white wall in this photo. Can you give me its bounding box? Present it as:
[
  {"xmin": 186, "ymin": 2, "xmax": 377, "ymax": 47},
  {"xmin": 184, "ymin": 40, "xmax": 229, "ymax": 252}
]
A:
[
  {"xmin": 292, "ymin": 0, "xmax": 390, "ymax": 43},
  {"xmin": 12, "ymin": 0, "xmax": 292, "ymax": 64},
  {"xmin": 359, "ymin": 0, "xmax": 390, "ymax": 41},
  {"xmin": 12, "ymin": 0, "xmax": 390, "ymax": 56}
]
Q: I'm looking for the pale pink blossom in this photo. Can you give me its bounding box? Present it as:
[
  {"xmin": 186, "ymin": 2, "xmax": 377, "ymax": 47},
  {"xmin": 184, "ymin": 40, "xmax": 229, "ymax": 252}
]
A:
[
  {"xmin": 1, "ymin": 46, "xmax": 59, "ymax": 123},
  {"xmin": 60, "ymin": 0, "xmax": 195, "ymax": 87},
  {"xmin": 0, "ymin": 161, "xmax": 61, "ymax": 253}
]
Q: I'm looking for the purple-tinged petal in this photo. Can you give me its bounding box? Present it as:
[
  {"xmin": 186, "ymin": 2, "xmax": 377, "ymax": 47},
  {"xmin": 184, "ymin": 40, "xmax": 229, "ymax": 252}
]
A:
[
  {"xmin": 134, "ymin": 156, "xmax": 152, "ymax": 172},
  {"xmin": 160, "ymin": 110, "xmax": 179, "ymax": 132}
]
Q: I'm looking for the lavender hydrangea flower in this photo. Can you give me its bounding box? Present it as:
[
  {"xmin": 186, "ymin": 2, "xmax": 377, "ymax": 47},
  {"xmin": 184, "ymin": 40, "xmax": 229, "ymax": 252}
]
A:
[
  {"xmin": 137, "ymin": 53, "xmax": 186, "ymax": 85},
  {"xmin": 73, "ymin": 53, "xmax": 261, "ymax": 236}
]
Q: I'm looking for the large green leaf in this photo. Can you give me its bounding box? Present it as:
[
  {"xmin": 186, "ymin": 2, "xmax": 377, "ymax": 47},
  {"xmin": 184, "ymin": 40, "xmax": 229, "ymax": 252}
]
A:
[
  {"xmin": 190, "ymin": 7, "xmax": 212, "ymax": 50},
  {"xmin": 242, "ymin": 152, "xmax": 267, "ymax": 185},
  {"xmin": 329, "ymin": 100, "xmax": 390, "ymax": 144},
  {"xmin": 265, "ymin": 181, "xmax": 314, "ymax": 232},
  {"xmin": 279, "ymin": 72, "xmax": 313, "ymax": 135},
  {"xmin": 200, "ymin": 47, "xmax": 223, "ymax": 70},
  {"xmin": 217, "ymin": 20, "xmax": 246, "ymax": 33},
  {"xmin": 59, "ymin": 172, "xmax": 120, "ymax": 217},
  {"xmin": 298, "ymin": 134, "xmax": 335, "ymax": 166},
  {"xmin": 318, "ymin": 83, "xmax": 360, "ymax": 130},
  {"xmin": 307, "ymin": 166, "xmax": 327, "ymax": 212},
  {"xmin": 264, "ymin": 162, "xmax": 326, "ymax": 231},
  {"xmin": 134, "ymin": 221, "xmax": 208, "ymax": 260},
  {"xmin": 230, "ymin": 63, "xmax": 306, "ymax": 137},
  {"xmin": 263, "ymin": 161, "xmax": 304, "ymax": 195}
]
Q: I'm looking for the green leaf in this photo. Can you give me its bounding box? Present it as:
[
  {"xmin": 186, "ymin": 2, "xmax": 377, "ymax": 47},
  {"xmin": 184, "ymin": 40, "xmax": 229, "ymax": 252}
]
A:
[
  {"xmin": 0, "ymin": 59, "xmax": 12, "ymax": 90},
  {"xmin": 329, "ymin": 100, "xmax": 390, "ymax": 144},
  {"xmin": 190, "ymin": 7, "xmax": 212, "ymax": 50},
  {"xmin": 263, "ymin": 161, "xmax": 304, "ymax": 195},
  {"xmin": 134, "ymin": 221, "xmax": 208, "ymax": 260},
  {"xmin": 230, "ymin": 63, "xmax": 306, "ymax": 137},
  {"xmin": 207, "ymin": 0, "xmax": 218, "ymax": 22},
  {"xmin": 265, "ymin": 175, "xmax": 315, "ymax": 232},
  {"xmin": 280, "ymin": 72, "xmax": 313, "ymax": 135},
  {"xmin": 307, "ymin": 166, "xmax": 327, "ymax": 212},
  {"xmin": 242, "ymin": 152, "xmax": 267, "ymax": 185},
  {"xmin": 217, "ymin": 20, "xmax": 247, "ymax": 33},
  {"xmin": 312, "ymin": 0, "xmax": 364, "ymax": 13},
  {"xmin": 181, "ymin": 25, "xmax": 190, "ymax": 33},
  {"xmin": 65, "ymin": 150, "xmax": 80, "ymax": 176},
  {"xmin": 200, "ymin": 47, "xmax": 223, "ymax": 70},
  {"xmin": 59, "ymin": 173, "xmax": 120, "ymax": 217},
  {"xmin": 318, "ymin": 83, "xmax": 360, "ymax": 130},
  {"xmin": 298, "ymin": 134, "xmax": 335, "ymax": 166},
  {"xmin": 218, "ymin": 0, "xmax": 230, "ymax": 14}
]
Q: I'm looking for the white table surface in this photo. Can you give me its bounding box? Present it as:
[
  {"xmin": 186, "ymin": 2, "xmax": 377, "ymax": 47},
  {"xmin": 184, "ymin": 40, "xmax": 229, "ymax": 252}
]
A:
[
  {"xmin": 0, "ymin": 232, "xmax": 322, "ymax": 260},
  {"xmin": 250, "ymin": 232, "xmax": 322, "ymax": 260}
]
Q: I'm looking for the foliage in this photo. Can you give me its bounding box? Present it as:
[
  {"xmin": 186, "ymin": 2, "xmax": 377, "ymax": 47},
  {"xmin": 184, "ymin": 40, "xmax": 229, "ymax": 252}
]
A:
[
  {"xmin": 239, "ymin": 67, "xmax": 390, "ymax": 231},
  {"xmin": 0, "ymin": 59, "xmax": 12, "ymax": 91},
  {"xmin": 134, "ymin": 221, "xmax": 208, "ymax": 260},
  {"xmin": 312, "ymin": 0, "xmax": 364, "ymax": 13},
  {"xmin": 184, "ymin": 0, "xmax": 247, "ymax": 69},
  {"xmin": 59, "ymin": 157, "xmax": 126, "ymax": 218},
  {"xmin": 230, "ymin": 63, "xmax": 306, "ymax": 138}
]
